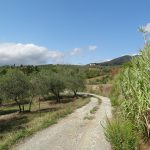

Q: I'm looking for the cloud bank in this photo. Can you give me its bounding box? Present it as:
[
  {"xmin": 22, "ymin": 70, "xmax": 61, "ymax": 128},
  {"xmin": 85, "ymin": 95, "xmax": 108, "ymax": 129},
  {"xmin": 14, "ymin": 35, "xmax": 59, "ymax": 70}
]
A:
[
  {"xmin": 0, "ymin": 43, "xmax": 64, "ymax": 65},
  {"xmin": 0, "ymin": 43, "xmax": 97, "ymax": 65}
]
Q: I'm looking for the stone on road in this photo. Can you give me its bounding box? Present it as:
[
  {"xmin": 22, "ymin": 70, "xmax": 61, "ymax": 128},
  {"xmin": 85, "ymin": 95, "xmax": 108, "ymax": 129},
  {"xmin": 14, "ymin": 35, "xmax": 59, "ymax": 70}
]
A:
[{"xmin": 13, "ymin": 94, "xmax": 112, "ymax": 150}]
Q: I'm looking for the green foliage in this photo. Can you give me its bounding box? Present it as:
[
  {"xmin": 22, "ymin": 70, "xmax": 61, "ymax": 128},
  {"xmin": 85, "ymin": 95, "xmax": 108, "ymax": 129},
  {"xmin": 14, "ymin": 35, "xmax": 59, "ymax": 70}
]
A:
[
  {"xmin": 88, "ymin": 76, "xmax": 109, "ymax": 85},
  {"xmin": 105, "ymin": 119, "xmax": 139, "ymax": 150},
  {"xmin": 20, "ymin": 65, "xmax": 40, "ymax": 75},
  {"xmin": 0, "ymin": 98, "xmax": 90, "ymax": 150},
  {"xmin": 48, "ymin": 73, "xmax": 66, "ymax": 102},
  {"xmin": 66, "ymin": 70, "xmax": 85, "ymax": 96},
  {"xmin": 85, "ymin": 68, "xmax": 100, "ymax": 78},
  {"xmin": 109, "ymin": 75, "xmax": 122, "ymax": 107},
  {"xmin": 120, "ymin": 46, "xmax": 150, "ymax": 129},
  {"xmin": 0, "ymin": 68, "xmax": 7, "ymax": 76},
  {"xmin": 0, "ymin": 69, "xmax": 30, "ymax": 112},
  {"xmin": 29, "ymin": 72, "xmax": 49, "ymax": 97},
  {"xmin": 108, "ymin": 45, "xmax": 150, "ymax": 148},
  {"xmin": 0, "ymin": 64, "xmax": 89, "ymax": 109}
]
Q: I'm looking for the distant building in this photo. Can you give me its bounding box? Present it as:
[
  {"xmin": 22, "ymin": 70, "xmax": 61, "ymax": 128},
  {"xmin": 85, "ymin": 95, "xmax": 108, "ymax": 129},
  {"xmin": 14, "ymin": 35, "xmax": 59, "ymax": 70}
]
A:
[{"xmin": 89, "ymin": 63, "xmax": 96, "ymax": 66}]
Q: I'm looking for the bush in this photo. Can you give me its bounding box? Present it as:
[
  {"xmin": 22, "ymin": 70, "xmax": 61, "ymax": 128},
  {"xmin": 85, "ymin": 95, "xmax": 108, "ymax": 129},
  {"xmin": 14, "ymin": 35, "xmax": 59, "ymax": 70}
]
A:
[
  {"xmin": 109, "ymin": 75, "xmax": 122, "ymax": 107},
  {"xmin": 119, "ymin": 45, "xmax": 150, "ymax": 136},
  {"xmin": 105, "ymin": 118, "xmax": 139, "ymax": 150},
  {"xmin": 0, "ymin": 69, "xmax": 30, "ymax": 112}
]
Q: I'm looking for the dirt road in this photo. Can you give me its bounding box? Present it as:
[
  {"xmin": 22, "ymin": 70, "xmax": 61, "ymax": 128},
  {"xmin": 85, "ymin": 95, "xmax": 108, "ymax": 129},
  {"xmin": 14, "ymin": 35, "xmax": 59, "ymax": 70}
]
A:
[{"xmin": 13, "ymin": 94, "xmax": 112, "ymax": 150}]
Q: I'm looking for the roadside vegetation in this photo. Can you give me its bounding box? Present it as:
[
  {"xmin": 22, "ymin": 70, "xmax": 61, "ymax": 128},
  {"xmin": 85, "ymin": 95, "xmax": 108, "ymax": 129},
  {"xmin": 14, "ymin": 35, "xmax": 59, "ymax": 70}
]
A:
[
  {"xmin": 0, "ymin": 63, "xmax": 115, "ymax": 150},
  {"xmin": 0, "ymin": 59, "xmax": 119, "ymax": 149},
  {"xmin": 0, "ymin": 65, "xmax": 85, "ymax": 111},
  {"xmin": 105, "ymin": 44, "xmax": 150, "ymax": 149},
  {"xmin": 0, "ymin": 96, "xmax": 90, "ymax": 150},
  {"xmin": 0, "ymin": 65, "xmax": 88, "ymax": 149},
  {"xmin": 86, "ymin": 66, "xmax": 119, "ymax": 96}
]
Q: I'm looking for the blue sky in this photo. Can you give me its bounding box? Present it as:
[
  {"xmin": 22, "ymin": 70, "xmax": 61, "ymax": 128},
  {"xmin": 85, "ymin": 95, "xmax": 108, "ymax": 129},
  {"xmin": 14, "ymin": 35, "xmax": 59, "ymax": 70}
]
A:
[{"xmin": 0, "ymin": 0, "xmax": 149, "ymax": 65}]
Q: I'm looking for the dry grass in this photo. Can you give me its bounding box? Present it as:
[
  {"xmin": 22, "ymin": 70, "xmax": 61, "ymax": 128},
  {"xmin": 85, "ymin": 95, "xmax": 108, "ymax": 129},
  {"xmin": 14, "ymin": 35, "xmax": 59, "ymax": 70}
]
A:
[
  {"xmin": 0, "ymin": 97, "xmax": 90, "ymax": 150},
  {"xmin": 86, "ymin": 84, "xmax": 112, "ymax": 97},
  {"xmin": 140, "ymin": 141, "xmax": 150, "ymax": 150}
]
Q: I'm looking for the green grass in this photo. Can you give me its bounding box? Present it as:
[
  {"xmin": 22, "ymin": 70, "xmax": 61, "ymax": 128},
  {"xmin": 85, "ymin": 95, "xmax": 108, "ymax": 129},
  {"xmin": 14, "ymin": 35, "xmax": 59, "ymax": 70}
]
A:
[
  {"xmin": 105, "ymin": 118, "xmax": 139, "ymax": 150},
  {"xmin": 107, "ymin": 46, "xmax": 150, "ymax": 149},
  {"xmin": 90, "ymin": 106, "xmax": 99, "ymax": 114},
  {"xmin": 0, "ymin": 97, "xmax": 90, "ymax": 150}
]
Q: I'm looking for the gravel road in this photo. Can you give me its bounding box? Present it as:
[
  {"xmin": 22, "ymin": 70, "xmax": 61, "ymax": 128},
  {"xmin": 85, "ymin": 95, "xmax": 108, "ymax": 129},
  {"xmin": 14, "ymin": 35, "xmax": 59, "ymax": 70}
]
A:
[{"xmin": 13, "ymin": 94, "xmax": 112, "ymax": 150}]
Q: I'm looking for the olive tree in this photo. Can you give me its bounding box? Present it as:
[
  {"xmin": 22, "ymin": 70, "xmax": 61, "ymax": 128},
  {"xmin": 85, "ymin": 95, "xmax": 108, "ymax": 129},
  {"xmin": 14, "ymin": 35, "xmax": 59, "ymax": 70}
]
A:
[
  {"xmin": 48, "ymin": 74, "xmax": 65, "ymax": 103},
  {"xmin": 67, "ymin": 74, "xmax": 85, "ymax": 97},
  {"xmin": 0, "ymin": 69, "xmax": 30, "ymax": 112},
  {"xmin": 29, "ymin": 72, "xmax": 49, "ymax": 111}
]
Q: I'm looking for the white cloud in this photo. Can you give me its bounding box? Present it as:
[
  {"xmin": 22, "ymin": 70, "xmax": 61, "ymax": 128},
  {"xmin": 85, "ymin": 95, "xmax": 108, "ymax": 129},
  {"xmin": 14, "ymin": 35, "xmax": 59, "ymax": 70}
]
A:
[
  {"xmin": 70, "ymin": 48, "xmax": 82, "ymax": 56},
  {"xmin": 70, "ymin": 44, "xmax": 97, "ymax": 56},
  {"xmin": 88, "ymin": 45, "xmax": 97, "ymax": 51},
  {"xmin": 0, "ymin": 43, "xmax": 98, "ymax": 65},
  {"xmin": 0, "ymin": 43, "xmax": 64, "ymax": 65}
]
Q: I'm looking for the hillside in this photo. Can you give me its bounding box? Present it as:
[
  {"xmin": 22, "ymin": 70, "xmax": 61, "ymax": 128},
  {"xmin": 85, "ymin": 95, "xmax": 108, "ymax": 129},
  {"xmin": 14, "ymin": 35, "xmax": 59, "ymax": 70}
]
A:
[{"xmin": 89, "ymin": 55, "xmax": 137, "ymax": 66}]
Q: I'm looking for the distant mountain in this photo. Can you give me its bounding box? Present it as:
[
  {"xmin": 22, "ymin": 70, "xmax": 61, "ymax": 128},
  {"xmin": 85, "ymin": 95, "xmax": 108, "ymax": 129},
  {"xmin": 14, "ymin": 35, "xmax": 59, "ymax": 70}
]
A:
[{"xmin": 89, "ymin": 55, "xmax": 137, "ymax": 66}]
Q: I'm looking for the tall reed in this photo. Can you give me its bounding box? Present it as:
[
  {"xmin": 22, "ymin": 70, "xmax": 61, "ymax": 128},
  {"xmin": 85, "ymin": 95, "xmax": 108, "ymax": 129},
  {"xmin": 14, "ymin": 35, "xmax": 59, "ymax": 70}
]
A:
[{"xmin": 120, "ymin": 45, "xmax": 150, "ymax": 135}]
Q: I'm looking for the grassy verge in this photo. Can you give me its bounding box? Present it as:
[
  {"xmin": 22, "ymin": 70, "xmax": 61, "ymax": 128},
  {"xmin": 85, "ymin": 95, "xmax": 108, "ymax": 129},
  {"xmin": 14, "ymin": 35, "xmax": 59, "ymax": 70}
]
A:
[
  {"xmin": 106, "ymin": 45, "xmax": 150, "ymax": 149},
  {"xmin": 105, "ymin": 118, "xmax": 139, "ymax": 150},
  {"xmin": 0, "ymin": 97, "xmax": 90, "ymax": 150}
]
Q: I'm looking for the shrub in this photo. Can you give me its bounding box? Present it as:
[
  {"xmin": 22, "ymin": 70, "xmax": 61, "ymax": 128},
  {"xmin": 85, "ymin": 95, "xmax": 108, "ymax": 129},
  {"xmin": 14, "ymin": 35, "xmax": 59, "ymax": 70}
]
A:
[
  {"xmin": 120, "ymin": 45, "xmax": 150, "ymax": 134},
  {"xmin": 0, "ymin": 69, "xmax": 30, "ymax": 112},
  {"xmin": 105, "ymin": 118, "xmax": 139, "ymax": 150},
  {"xmin": 109, "ymin": 75, "xmax": 122, "ymax": 107},
  {"xmin": 109, "ymin": 45, "xmax": 150, "ymax": 138}
]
